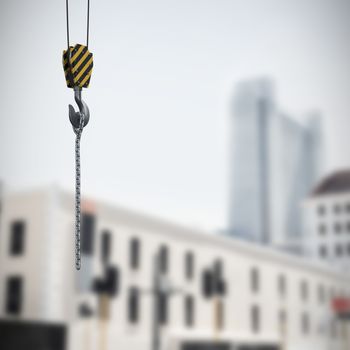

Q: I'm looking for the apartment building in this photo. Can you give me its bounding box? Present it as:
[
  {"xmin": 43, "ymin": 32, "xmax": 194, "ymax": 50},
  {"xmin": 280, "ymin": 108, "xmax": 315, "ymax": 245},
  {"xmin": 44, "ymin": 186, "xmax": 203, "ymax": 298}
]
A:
[
  {"xmin": 303, "ymin": 170, "xmax": 350, "ymax": 271},
  {"xmin": 0, "ymin": 187, "xmax": 349, "ymax": 350}
]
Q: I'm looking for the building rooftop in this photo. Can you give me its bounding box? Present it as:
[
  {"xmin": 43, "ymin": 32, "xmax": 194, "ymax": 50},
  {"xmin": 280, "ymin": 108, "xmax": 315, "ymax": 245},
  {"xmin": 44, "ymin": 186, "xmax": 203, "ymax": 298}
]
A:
[{"xmin": 311, "ymin": 170, "xmax": 350, "ymax": 197}]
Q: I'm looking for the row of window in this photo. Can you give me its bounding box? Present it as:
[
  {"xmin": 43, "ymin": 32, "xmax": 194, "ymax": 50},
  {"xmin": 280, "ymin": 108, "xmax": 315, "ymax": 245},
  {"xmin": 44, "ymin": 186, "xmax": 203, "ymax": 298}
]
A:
[
  {"xmin": 8, "ymin": 219, "xmax": 341, "ymax": 304},
  {"xmin": 5, "ymin": 276, "xmax": 324, "ymax": 337},
  {"xmin": 318, "ymin": 203, "xmax": 350, "ymax": 216},
  {"xmin": 7, "ymin": 220, "xmax": 196, "ymax": 282},
  {"xmin": 252, "ymin": 270, "xmax": 330, "ymax": 304},
  {"xmin": 319, "ymin": 244, "xmax": 350, "ymax": 258},
  {"xmin": 128, "ymin": 237, "xmax": 196, "ymax": 280},
  {"xmin": 126, "ymin": 288, "xmax": 195, "ymax": 327},
  {"xmin": 125, "ymin": 298, "xmax": 339, "ymax": 337},
  {"xmin": 249, "ymin": 307, "xmax": 301, "ymax": 335},
  {"xmin": 318, "ymin": 222, "xmax": 350, "ymax": 235}
]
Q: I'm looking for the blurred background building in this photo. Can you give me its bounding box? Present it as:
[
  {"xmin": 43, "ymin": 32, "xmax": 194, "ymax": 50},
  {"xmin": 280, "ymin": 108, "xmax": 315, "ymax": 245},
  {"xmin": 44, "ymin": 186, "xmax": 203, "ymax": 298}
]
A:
[
  {"xmin": 229, "ymin": 78, "xmax": 324, "ymax": 250},
  {"xmin": 303, "ymin": 170, "xmax": 350, "ymax": 271},
  {"xmin": 0, "ymin": 187, "xmax": 349, "ymax": 350}
]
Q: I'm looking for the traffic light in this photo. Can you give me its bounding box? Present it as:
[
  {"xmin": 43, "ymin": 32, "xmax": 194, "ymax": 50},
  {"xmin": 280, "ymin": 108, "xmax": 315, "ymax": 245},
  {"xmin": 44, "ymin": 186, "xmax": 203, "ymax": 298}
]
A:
[
  {"xmin": 105, "ymin": 266, "xmax": 119, "ymax": 296},
  {"xmin": 92, "ymin": 265, "xmax": 120, "ymax": 297},
  {"xmin": 216, "ymin": 279, "xmax": 227, "ymax": 296},
  {"xmin": 202, "ymin": 263, "xmax": 227, "ymax": 298},
  {"xmin": 202, "ymin": 269, "xmax": 214, "ymax": 298}
]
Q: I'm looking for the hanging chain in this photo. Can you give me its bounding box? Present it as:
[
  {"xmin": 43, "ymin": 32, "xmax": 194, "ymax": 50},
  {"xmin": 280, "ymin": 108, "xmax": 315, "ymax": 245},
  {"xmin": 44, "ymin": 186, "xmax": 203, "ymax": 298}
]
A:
[
  {"xmin": 73, "ymin": 113, "xmax": 85, "ymax": 270},
  {"xmin": 66, "ymin": 0, "xmax": 91, "ymax": 270}
]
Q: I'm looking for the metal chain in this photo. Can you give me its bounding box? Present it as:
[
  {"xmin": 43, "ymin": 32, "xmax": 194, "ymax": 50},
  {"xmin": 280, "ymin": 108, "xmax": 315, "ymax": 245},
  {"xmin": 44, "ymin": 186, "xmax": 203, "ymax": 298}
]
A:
[{"xmin": 73, "ymin": 113, "xmax": 85, "ymax": 270}]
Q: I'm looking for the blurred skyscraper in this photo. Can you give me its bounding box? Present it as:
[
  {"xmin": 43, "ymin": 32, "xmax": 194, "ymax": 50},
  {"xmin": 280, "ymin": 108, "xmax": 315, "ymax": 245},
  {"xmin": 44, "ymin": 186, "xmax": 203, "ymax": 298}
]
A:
[{"xmin": 229, "ymin": 78, "xmax": 324, "ymax": 248}]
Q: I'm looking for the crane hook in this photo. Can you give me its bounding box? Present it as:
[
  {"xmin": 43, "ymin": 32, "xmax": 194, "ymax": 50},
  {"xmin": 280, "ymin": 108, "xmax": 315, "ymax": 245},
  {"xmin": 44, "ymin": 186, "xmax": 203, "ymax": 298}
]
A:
[{"xmin": 69, "ymin": 86, "xmax": 90, "ymax": 129}]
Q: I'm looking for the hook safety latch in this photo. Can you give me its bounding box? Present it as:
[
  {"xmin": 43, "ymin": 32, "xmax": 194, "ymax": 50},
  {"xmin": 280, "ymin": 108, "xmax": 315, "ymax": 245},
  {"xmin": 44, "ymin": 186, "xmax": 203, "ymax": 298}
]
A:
[{"xmin": 69, "ymin": 87, "xmax": 90, "ymax": 129}]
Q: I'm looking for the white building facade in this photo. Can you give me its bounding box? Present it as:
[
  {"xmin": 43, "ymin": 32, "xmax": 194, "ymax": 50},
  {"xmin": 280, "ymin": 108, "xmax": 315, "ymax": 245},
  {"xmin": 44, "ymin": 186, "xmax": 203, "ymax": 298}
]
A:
[
  {"xmin": 229, "ymin": 78, "xmax": 323, "ymax": 247},
  {"xmin": 303, "ymin": 170, "xmax": 350, "ymax": 271},
  {"xmin": 0, "ymin": 187, "xmax": 349, "ymax": 350}
]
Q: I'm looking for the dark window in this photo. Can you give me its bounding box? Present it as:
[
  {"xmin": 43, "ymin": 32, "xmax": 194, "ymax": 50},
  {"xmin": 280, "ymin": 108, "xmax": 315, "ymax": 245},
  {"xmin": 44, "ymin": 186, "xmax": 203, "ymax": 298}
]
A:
[
  {"xmin": 301, "ymin": 280, "xmax": 308, "ymax": 302},
  {"xmin": 278, "ymin": 274, "xmax": 286, "ymax": 298},
  {"xmin": 104, "ymin": 266, "xmax": 119, "ymax": 297},
  {"xmin": 279, "ymin": 309, "xmax": 287, "ymax": 334},
  {"xmin": 213, "ymin": 259, "xmax": 224, "ymax": 294},
  {"xmin": 251, "ymin": 305, "xmax": 260, "ymax": 333},
  {"xmin": 185, "ymin": 252, "xmax": 194, "ymax": 280},
  {"xmin": 279, "ymin": 309, "xmax": 287, "ymax": 323},
  {"xmin": 317, "ymin": 205, "xmax": 326, "ymax": 216},
  {"xmin": 347, "ymin": 222, "xmax": 350, "ymax": 232},
  {"xmin": 81, "ymin": 214, "xmax": 96, "ymax": 255},
  {"xmin": 334, "ymin": 223, "xmax": 342, "ymax": 234},
  {"xmin": 251, "ymin": 268, "xmax": 259, "ymax": 293},
  {"xmin": 159, "ymin": 294, "xmax": 168, "ymax": 325},
  {"xmin": 128, "ymin": 288, "xmax": 139, "ymax": 323},
  {"xmin": 5, "ymin": 277, "xmax": 23, "ymax": 315},
  {"xmin": 334, "ymin": 204, "xmax": 341, "ymax": 214},
  {"xmin": 318, "ymin": 224, "xmax": 326, "ymax": 235},
  {"xmin": 101, "ymin": 230, "xmax": 111, "ymax": 264},
  {"xmin": 159, "ymin": 245, "xmax": 169, "ymax": 274},
  {"xmin": 346, "ymin": 203, "xmax": 350, "ymax": 213},
  {"xmin": 335, "ymin": 245, "xmax": 343, "ymax": 257},
  {"xmin": 319, "ymin": 245, "xmax": 327, "ymax": 258},
  {"xmin": 214, "ymin": 259, "xmax": 223, "ymax": 279},
  {"xmin": 301, "ymin": 312, "xmax": 310, "ymax": 335},
  {"xmin": 318, "ymin": 285, "xmax": 325, "ymax": 304},
  {"xmin": 10, "ymin": 221, "xmax": 25, "ymax": 255},
  {"xmin": 130, "ymin": 238, "xmax": 140, "ymax": 269},
  {"xmin": 202, "ymin": 269, "xmax": 213, "ymax": 298},
  {"xmin": 79, "ymin": 303, "xmax": 94, "ymax": 318},
  {"xmin": 184, "ymin": 295, "xmax": 195, "ymax": 327}
]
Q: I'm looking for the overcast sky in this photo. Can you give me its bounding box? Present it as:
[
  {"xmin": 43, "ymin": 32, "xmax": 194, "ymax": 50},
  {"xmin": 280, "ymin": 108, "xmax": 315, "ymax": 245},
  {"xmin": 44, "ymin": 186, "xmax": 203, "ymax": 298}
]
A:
[{"xmin": 0, "ymin": 0, "xmax": 350, "ymax": 230}]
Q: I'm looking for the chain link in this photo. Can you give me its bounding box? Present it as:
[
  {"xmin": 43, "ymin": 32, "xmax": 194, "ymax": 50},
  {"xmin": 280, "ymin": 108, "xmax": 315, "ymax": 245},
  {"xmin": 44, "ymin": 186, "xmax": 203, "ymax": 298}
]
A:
[{"xmin": 73, "ymin": 113, "xmax": 85, "ymax": 270}]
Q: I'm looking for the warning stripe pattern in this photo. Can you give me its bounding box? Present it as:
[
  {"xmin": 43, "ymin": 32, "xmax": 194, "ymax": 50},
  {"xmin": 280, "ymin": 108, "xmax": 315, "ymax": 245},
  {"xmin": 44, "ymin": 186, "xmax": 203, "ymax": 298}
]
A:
[{"xmin": 63, "ymin": 44, "xmax": 93, "ymax": 88}]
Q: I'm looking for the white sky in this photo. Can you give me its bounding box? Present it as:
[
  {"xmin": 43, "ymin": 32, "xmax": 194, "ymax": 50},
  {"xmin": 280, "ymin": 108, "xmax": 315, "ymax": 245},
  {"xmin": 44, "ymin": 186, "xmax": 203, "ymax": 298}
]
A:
[{"xmin": 0, "ymin": 0, "xmax": 350, "ymax": 230}]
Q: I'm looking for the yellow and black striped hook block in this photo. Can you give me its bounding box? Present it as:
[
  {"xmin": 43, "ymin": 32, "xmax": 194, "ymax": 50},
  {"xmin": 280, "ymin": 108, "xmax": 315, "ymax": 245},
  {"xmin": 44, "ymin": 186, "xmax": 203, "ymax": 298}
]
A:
[{"xmin": 63, "ymin": 44, "xmax": 93, "ymax": 88}]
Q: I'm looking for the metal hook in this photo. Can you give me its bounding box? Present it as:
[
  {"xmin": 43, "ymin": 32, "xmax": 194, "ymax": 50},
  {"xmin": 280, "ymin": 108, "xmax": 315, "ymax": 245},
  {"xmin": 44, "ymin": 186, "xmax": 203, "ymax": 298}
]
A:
[{"xmin": 69, "ymin": 86, "xmax": 90, "ymax": 129}]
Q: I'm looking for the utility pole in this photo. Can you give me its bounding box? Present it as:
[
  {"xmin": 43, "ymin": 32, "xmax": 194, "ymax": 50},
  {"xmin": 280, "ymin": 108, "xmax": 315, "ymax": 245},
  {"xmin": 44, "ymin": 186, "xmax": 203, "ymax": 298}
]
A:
[
  {"xmin": 279, "ymin": 312, "xmax": 287, "ymax": 350},
  {"xmin": 147, "ymin": 250, "xmax": 183, "ymax": 350},
  {"xmin": 99, "ymin": 293, "xmax": 110, "ymax": 350}
]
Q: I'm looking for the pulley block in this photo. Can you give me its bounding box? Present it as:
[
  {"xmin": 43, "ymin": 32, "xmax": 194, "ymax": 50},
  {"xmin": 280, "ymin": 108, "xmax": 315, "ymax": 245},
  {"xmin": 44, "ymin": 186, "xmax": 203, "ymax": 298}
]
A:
[{"xmin": 63, "ymin": 44, "xmax": 93, "ymax": 88}]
